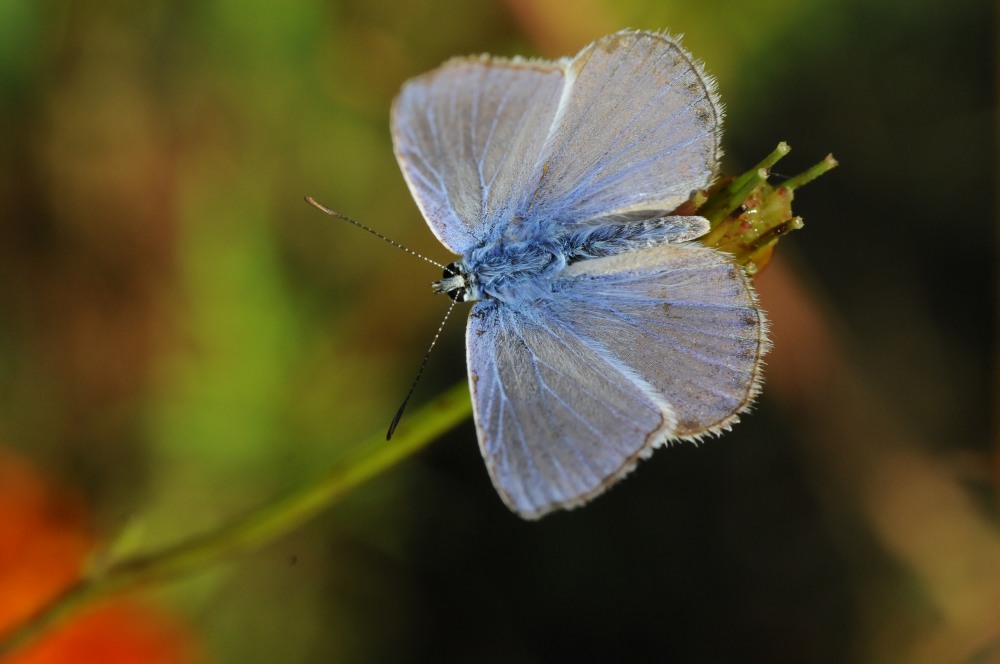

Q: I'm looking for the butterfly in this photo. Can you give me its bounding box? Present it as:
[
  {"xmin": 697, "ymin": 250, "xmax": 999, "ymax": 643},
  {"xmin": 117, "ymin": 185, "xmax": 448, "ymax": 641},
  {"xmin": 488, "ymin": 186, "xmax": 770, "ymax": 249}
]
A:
[{"xmin": 390, "ymin": 30, "xmax": 769, "ymax": 519}]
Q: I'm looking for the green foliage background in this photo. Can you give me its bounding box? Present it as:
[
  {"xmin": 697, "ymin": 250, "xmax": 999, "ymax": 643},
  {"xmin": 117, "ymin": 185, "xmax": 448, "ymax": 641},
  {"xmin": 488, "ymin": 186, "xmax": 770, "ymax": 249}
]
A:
[{"xmin": 0, "ymin": 0, "xmax": 994, "ymax": 662}]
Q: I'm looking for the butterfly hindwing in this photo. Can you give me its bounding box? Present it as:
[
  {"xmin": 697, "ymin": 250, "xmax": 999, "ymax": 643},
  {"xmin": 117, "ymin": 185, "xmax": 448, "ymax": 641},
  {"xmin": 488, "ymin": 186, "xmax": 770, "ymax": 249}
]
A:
[
  {"xmin": 555, "ymin": 243, "xmax": 768, "ymax": 438},
  {"xmin": 519, "ymin": 31, "xmax": 722, "ymax": 226}
]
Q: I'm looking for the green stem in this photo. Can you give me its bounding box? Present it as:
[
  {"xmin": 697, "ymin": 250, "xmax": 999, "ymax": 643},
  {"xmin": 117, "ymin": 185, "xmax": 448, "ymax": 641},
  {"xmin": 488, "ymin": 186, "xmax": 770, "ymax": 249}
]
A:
[
  {"xmin": 0, "ymin": 380, "xmax": 473, "ymax": 659},
  {"xmin": 780, "ymin": 153, "xmax": 839, "ymax": 191}
]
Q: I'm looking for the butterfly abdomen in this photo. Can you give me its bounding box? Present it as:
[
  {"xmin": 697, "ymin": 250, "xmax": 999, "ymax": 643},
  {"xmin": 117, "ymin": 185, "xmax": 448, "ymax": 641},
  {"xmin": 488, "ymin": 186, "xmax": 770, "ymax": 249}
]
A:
[{"xmin": 561, "ymin": 218, "xmax": 696, "ymax": 264}]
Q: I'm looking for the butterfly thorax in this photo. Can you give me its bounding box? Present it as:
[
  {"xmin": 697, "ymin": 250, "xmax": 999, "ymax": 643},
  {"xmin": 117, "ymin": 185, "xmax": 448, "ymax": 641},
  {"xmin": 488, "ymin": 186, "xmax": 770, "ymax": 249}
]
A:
[
  {"xmin": 433, "ymin": 236, "xmax": 566, "ymax": 303},
  {"xmin": 432, "ymin": 218, "xmax": 698, "ymax": 304}
]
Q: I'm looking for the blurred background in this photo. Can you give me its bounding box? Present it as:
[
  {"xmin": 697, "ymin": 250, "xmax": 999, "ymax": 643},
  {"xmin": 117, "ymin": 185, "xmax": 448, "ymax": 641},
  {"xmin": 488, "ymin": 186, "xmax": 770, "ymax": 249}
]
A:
[{"xmin": 0, "ymin": 0, "xmax": 995, "ymax": 662}]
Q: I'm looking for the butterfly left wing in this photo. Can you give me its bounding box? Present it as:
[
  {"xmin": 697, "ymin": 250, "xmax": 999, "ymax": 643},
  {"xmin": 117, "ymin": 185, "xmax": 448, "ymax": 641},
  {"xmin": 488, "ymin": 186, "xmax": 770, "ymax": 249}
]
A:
[
  {"xmin": 467, "ymin": 243, "xmax": 767, "ymax": 518},
  {"xmin": 467, "ymin": 301, "xmax": 678, "ymax": 519},
  {"xmin": 554, "ymin": 243, "xmax": 768, "ymax": 438}
]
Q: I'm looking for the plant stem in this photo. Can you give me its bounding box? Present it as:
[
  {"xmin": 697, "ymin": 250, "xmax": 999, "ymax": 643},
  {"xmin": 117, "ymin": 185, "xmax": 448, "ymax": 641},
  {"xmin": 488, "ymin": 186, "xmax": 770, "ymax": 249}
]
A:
[
  {"xmin": 0, "ymin": 380, "xmax": 473, "ymax": 658},
  {"xmin": 780, "ymin": 153, "xmax": 839, "ymax": 191}
]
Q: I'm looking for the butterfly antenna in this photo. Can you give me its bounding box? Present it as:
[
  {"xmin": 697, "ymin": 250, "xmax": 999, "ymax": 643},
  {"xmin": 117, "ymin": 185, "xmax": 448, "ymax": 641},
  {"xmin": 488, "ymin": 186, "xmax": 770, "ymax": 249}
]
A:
[
  {"xmin": 305, "ymin": 196, "xmax": 447, "ymax": 270},
  {"xmin": 386, "ymin": 297, "xmax": 459, "ymax": 440}
]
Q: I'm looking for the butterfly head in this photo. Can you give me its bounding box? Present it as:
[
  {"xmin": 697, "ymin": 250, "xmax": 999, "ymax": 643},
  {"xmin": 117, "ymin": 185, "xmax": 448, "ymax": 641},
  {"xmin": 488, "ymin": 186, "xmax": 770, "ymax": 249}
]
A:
[{"xmin": 432, "ymin": 261, "xmax": 479, "ymax": 302}]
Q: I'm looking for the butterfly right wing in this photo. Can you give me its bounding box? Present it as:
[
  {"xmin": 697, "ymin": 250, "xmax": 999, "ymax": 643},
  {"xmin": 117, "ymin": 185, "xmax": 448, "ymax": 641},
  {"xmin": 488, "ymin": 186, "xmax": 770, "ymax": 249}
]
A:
[
  {"xmin": 467, "ymin": 301, "xmax": 677, "ymax": 519},
  {"xmin": 392, "ymin": 31, "xmax": 720, "ymax": 254},
  {"xmin": 518, "ymin": 30, "xmax": 722, "ymax": 227},
  {"xmin": 391, "ymin": 57, "xmax": 566, "ymax": 255}
]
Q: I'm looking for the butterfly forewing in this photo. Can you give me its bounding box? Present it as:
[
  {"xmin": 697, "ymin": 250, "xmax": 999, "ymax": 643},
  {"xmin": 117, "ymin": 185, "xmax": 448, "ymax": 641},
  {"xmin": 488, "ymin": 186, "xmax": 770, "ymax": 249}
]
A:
[
  {"xmin": 467, "ymin": 302, "xmax": 677, "ymax": 519},
  {"xmin": 391, "ymin": 59, "xmax": 565, "ymax": 254}
]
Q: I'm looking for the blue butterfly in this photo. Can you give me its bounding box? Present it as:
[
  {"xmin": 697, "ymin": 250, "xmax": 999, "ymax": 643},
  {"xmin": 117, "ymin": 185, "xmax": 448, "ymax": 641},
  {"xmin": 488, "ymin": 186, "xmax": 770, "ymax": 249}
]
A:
[{"xmin": 391, "ymin": 30, "xmax": 768, "ymax": 519}]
